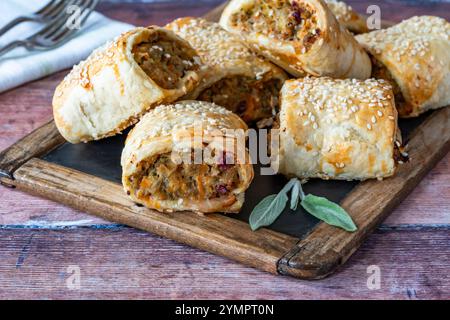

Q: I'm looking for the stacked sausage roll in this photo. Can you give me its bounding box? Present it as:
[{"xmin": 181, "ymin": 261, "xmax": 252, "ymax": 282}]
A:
[
  {"xmin": 277, "ymin": 77, "xmax": 401, "ymax": 181},
  {"xmin": 121, "ymin": 101, "xmax": 254, "ymax": 213},
  {"xmin": 166, "ymin": 17, "xmax": 288, "ymax": 124},
  {"xmin": 324, "ymin": 0, "xmax": 368, "ymax": 34},
  {"xmin": 51, "ymin": 3, "xmax": 449, "ymax": 215},
  {"xmin": 53, "ymin": 27, "xmax": 203, "ymax": 143},
  {"xmin": 219, "ymin": 0, "xmax": 371, "ymax": 79},
  {"xmin": 357, "ymin": 16, "xmax": 450, "ymax": 117}
]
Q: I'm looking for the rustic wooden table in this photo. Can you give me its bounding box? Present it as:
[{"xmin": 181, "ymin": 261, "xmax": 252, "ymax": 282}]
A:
[{"xmin": 0, "ymin": 0, "xmax": 449, "ymax": 300}]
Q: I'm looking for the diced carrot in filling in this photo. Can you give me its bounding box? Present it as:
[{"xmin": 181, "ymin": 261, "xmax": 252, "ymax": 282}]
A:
[
  {"xmin": 370, "ymin": 55, "xmax": 410, "ymax": 115},
  {"xmin": 230, "ymin": 0, "xmax": 320, "ymax": 51},
  {"xmin": 132, "ymin": 32, "xmax": 199, "ymax": 89},
  {"xmin": 197, "ymin": 77, "xmax": 283, "ymax": 123},
  {"xmin": 128, "ymin": 152, "xmax": 241, "ymax": 202}
]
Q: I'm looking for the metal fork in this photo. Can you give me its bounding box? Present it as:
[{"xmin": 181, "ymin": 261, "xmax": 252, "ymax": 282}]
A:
[
  {"xmin": 0, "ymin": 0, "xmax": 67, "ymax": 37},
  {"xmin": 0, "ymin": 0, "xmax": 99, "ymax": 58}
]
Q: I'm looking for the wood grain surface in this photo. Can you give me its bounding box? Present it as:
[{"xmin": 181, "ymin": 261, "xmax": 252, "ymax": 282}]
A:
[
  {"xmin": 12, "ymin": 158, "xmax": 299, "ymax": 275},
  {"xmin": 0, "ymin": 0, "xmax": 449, "ymax": 299},
  {"xmin": 0, "ymin": 227, "xmax": 448, "ymax": 299}
]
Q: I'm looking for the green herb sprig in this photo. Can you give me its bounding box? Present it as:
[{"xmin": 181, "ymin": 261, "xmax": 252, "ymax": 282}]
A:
[{"xmin": 249, "ymin": 178, "xmax": 357, "ymax": 232}]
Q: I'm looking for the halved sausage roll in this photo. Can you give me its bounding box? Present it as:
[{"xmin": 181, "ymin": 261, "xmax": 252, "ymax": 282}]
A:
[
  {"xmin": 277, "ymin": 77, "xmax": 402, "ymax": 181},
  {"xmin": 219, "ymin": 0, "xmax": 371, "ymax": 79},
  {"xmin": 121, "ymin": 101, "xmax": 254, "ymax": 213},
  {"xmin": 356, "ymin": 16, "xmax": 450, "ymax": 117},
  {"xmin": 53, "ymin": 26, "xmax": 203, "ymax": 143},
  {"xmin": 324, "ymin": 0, "xmax": 368, "ymax": 34},
  {"xmin": 166, "ymin": 17, "xmax": 288, "ymax": 124}
]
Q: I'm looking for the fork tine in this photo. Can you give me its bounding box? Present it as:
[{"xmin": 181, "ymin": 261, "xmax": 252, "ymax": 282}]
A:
[
  {"xmin": 0, "ymin": 0, "xmax": 64, "ymax": 38},
  {"xmin": 41, "ymin": 0, "xmax": 67, "ymax": 18},
  {"xmin": 47, "ymin": 0, "xmax": 94, "ymax": 40},
  {"xmin": 29, "ymin": 0, "xmax": 81, "ymax": 40},
  {"xmin": 35, "ymin": 0, "xmax": 58, "ymax": 15},
  {"xmin": 43, "ymin": 0, "xmax": 87, "ymax": 40},
  {"xmin": 52, "ymin": 0, "xmax": 99, "ymax": 42}
]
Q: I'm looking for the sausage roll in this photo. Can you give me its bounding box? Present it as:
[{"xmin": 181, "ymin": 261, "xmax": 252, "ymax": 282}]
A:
[
  {"xmin": 324, "ymin": 0, "xmax": 368, "ymax": 34},
  {"xmin": 121, "ymin": 101, "xmax": 254, "ymax": 213},
  {"xmin": 166, "ymin": 17, "xmax": 288, "ymax": 124},
  {"xmin": 219, "ymin": 0, "xmax": 371, "ymax": 79},
  {"xmin": 53, "ymin": 26, "xmax": 203, "ymax": 143},
  {"xmin": 356, "ymin": 16, "xmax": 450, "ymax": 117},
  {"xmin": 277, "ymin": 77, "xmax": 401, "ymax": 181}
]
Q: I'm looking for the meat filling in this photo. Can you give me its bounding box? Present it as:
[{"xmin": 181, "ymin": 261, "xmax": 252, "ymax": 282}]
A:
[
  {"xmin": 197, "ymin": 77, "xmax": 283, "ymax": 123},
  {"xmin": 128, "ymin": 153, "xmax": 241, "ymax": 202},
  {"xmin": 230, "ymin": 0, "xmax": 320, "ymax": 51},
  {"xmin": 371, "ymin": 56, "xmax": 411, "ymax": 115},
  {"xmin": 133, "ymin": 33, "xmax": 199, "ymax": 89}
]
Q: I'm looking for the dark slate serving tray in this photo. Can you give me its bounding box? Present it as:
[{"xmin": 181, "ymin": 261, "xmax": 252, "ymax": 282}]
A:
[{"xmin": 42, "ymin": 115, "xmax": 427, "ymax": 238}]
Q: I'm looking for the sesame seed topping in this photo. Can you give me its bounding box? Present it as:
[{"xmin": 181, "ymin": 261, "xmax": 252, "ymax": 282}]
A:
[
  {"xmin": 282, "ymin": 77, "xmax": 396, "ymax": 136},
  {"xmin": 166, "ymin": 17, "xmax": 278, "ymax": 78},
  {"xmin": 356, "ymin": 16, "xmax": 450, "ymax": 108}
]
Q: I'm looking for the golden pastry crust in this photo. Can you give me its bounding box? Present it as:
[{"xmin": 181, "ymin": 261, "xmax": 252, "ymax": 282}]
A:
[
  {"xmin": 356, "ymin": 16, "xmax": 450, "ymax": 117},
  {"xmin": 53, "ymin": 26, "xmax": 203, "ymax": 143},
  {"xmin": 219, "ymin": 0, "xmax": 371, "ymax": 79},
  {"xmin": 121, "ymin": 101, "xmax": 254, "ymax": 213},
  {"xmin": 166, "ymin": 17, "xmax": 288, "ymax": 123},
  {"xmin": 324, "ymin": 0, "xmax": 368, "ymax": 34},
  {"xmin": 278, "ymin": 77, "xmax": 400, "ymax": 181}
]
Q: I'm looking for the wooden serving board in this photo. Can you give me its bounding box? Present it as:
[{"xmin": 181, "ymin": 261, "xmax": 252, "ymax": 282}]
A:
[{"xmin": 0, "ymin": 3, "xmax": 449, "ymax": 280}]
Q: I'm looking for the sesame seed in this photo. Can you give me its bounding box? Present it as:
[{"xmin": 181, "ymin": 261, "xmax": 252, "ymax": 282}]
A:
[
  {"xmin": 167, "ymin": 17, "xmax": 277, "ymax": 73},
  {"xmin": 367, "ymin": 123, "xmax": 372, "ymax": 130}
]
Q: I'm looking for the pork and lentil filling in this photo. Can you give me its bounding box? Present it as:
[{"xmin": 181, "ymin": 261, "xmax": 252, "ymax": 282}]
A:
[
  {"xmin": 370, "ymin": 55, "xmax": 410, "ymax": 115},
  {"xmin": 128, "ymin": 153, "xmax": 241, "ymax": 202},
  {"xmin": 198, "ymin": 77, "xmax": 283, "ymax": 123},
  {"xmin": 132, "ymin": 32, "xmax": 200, "ymax": 89},
  {"xmin": 230, "ymin": 0, "xmax": 321, "ymax": 51}
]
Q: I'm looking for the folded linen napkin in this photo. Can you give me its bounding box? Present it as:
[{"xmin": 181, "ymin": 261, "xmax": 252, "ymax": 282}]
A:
[{"xmin": 0, "ymin": 0, "xmax": 134, "ymax": 93}]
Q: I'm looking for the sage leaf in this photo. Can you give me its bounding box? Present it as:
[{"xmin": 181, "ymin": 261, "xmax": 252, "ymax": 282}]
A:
[
  {"xmin": 249, "ymin": 194, "xmax": 287, "ymax": 231},
  {"xmin": 290, "ymin": 179, "xmax": 303, "ymax": 211},
  {"xmin": 249, "ymin": 179, "xmax": 297, "ymax": 231},
  {"xmin": 301, "ymin": 195, "xmax": 357, "ymax": 232}
]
